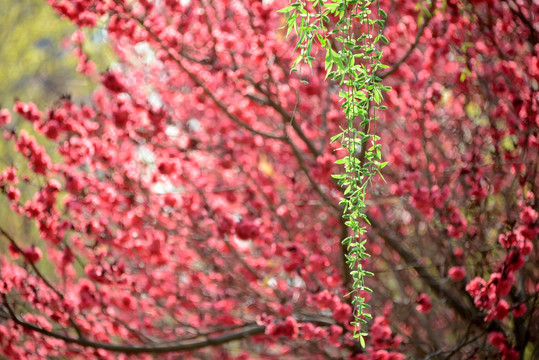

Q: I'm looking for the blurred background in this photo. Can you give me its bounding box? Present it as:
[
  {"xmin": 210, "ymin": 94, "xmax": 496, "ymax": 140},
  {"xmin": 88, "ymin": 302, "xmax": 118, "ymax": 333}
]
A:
[{"xmin": 0, "ymin": 0, "xmax": 113, "ymax": 272}]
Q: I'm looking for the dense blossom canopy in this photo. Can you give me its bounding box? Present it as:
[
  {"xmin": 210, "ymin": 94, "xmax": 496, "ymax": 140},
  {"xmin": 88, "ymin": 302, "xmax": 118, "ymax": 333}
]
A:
[{"xmin": 0, "ymin": 0, "xmax": 537, "ymax": 359}]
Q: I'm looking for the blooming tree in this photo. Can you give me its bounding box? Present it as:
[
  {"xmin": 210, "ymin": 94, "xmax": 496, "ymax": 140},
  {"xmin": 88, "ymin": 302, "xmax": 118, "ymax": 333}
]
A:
[{"xmin": 0, "ymin": 0, "xmax": 537, "ymax": 359}]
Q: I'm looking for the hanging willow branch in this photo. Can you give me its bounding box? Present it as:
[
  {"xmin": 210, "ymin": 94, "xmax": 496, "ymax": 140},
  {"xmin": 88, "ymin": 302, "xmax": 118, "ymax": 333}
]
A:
[{"xmin": 279, "ymin": 0, "xmax": 390, "ymax": 347}]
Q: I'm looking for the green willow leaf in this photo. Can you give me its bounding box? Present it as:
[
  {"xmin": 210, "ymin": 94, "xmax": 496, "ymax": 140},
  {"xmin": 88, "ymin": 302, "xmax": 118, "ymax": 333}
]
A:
[{"xmin": 279, "ymin": 0, "xmax": 390, "ymax": 346}]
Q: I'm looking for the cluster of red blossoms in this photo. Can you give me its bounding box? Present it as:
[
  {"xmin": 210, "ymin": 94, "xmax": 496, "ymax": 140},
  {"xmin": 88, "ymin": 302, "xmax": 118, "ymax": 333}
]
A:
[{"xmin": 0, "ymin": 0, "xmax": 536, "ymax": 359}]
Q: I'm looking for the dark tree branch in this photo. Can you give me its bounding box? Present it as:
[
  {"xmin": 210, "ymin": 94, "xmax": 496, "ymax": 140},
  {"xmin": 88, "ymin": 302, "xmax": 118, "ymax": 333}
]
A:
[
  {"xmin": 1, "ymin": 297, "xmax": 263, "ymax": 354},
  {"xmin": 1, "ymin": 297, "xmax": 335, "ymax": 355},
  {"xmin": 367, "ymin": 216, "xmax": 476, "ymax": 322}
]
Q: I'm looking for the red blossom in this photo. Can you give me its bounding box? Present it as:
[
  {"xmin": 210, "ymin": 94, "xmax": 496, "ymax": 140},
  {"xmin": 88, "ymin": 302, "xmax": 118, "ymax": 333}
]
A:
[
  {"xmin": 300, "ymin": 322, "xmax": 316, "ymax": 341},
  {"xmin": 466, "ymin": 277, "xmax": 486, "ymax": 298},
  {"xmin": 102, "ymin": 71, "xmax": 126, "ymax": 93},
  {"xmin": 502, "ymin": 348, "xmax": 519, "ymax": 360},
  {"xmin": 0, "ymin": 109, "xmax": 11, "ymax": 126},
  {"xmin": 453, "ymin": 247, "xmax": 464, "ymax": 261},
  {"xmin": 23, "ymin": 246, "xmax": 42, "ymax": 263},
  {"xmin": 78, "ymin": 279, "xmax": 98, "ymax": 309},
  {"xmin": 371, "ymin": 316, "xmax": 395, "ymax": 349},
  {"xmin": 328, "ymin": 325, "xmax": 343, "ymax": 347},
  {"xmin": 488, "ymin": 331, "xmax": 506, "ymax": 351},
  {"xmin": 332, "ymin": 301, "xmax": 352, "ymax": 324},
  {"xmin": 265, "ymin": 316, "xmax": 299, "ymax": 340},
  {"xmin": 235, "ymin": 220, "xmax": 259, "ymax": 240},
  {"xmin": 498, "ymin": 231, "xmax": 521, "ymax": 249},
  {"xmin": 6, "ymin": 186, "xmax": 20, "ymax": 202},
  {"xmin": 448, "ymin": 266, "xmax": 466, "ymax": 281},
  {"xmin": 1, "ymin": 167, "xmax": 18, "ymax": 184},
  {"xmin": 415, "ymin": 293, "xmax": 432, "ymax": 314},
  {"xmin": 487, "ymin": 299, "xmax": 510, "ymax": 321},
  {"xmin": 13, "ymin": 101, "xmax": 42, "ymax": 122},
  {"xmin": 512, "ymin": 303, "xmax": 527, "ymax": 318}
]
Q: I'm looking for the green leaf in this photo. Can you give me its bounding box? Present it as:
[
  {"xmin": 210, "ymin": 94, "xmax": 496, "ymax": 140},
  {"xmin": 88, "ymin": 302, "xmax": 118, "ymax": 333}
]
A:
[
  {"xmin": 277, "ymin": 6, "xmax": 294, "ymax": 13},
  {"xmin": 373, "ymin": 87, "xmax": 382, "ymax": 104},
  {"xmin": 330, "ymin": 132, "xmax": 343, "ymax": 142},
  {"xmin": 283, "ymin": 0, "xmax": 391, "ymax": 342},
  {"xmin": 294, "ymin": 30, "xmax": 306, "ymax": 52},
  {"xmin": 379, "ymin": 35, "xmax": 390, "ymax": 45},
  {"xmin": 324, "ymin": 2, "xmax": 339, "ymax": 11},
  {"xmin": 359, "ymin": 334, "xmax": 366, "ymax": 348}
]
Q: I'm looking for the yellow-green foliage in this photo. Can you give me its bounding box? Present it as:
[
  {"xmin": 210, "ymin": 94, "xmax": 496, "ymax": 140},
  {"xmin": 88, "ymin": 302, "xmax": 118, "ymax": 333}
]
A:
[{"xmin": 0, "ymin": 0, "xmax": 115, "ymax": 106}]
